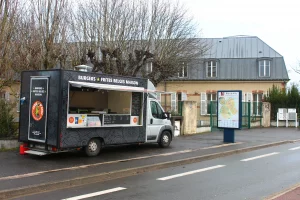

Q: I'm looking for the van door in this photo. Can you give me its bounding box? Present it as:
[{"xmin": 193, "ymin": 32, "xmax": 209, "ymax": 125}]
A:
[
  {"xmin": 28, "ymin": 77, "xmax": 49, "ymax": 143},
  {"xmin": 146, "ymin": 100, "xmax": 165, "ymax": 142}
]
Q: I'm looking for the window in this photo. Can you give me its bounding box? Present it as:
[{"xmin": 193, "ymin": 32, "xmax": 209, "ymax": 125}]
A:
[
  {"xmin": 206, "ymin": 60, "xmax": 217, "ymax": 78},
  {"xmin": 259, "ymin": 60, "xmax": 270, "ymax": 77},
  {"xmin": 0, "ymin": 91, "xmax": 9, "ymax": 101},
  {"xmin": 253, "ymin": 93, "xmax": 263, "ymax": 115},
  {"xmin": 178, "ymin": 62, "xmax": 188, "ymax": 78},
  {"xmin": 151, "ymin": 101, "xmax": 164, "ymax": 119},
  {"xmin": 207, "ymin": 93, "xmax": 217, "ymax": 114},
  {"xmin": 201, "ymin": 92, "xmax": 216, "ymax": 115},
  {"xmin": 0, "ymin": 91, "xmax": 5, "ymax": 99},
  {"xmin": 68, "ymin": 82, "xmax": 144, "ymax": 127}
]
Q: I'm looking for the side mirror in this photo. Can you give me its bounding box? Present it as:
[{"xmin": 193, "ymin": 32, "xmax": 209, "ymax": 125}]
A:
[
  {"xmin": 20, "ymin": 97, "xmax": 26, "ymax": 105},
  {"xmin": 163, "ymin": 112, "xmax": 171, "ymax": 119}
]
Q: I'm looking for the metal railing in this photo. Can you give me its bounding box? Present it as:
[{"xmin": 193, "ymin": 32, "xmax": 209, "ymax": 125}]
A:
[{"xmin": 209, "ymin": 101, "xmax": 263, "ymax": 131}]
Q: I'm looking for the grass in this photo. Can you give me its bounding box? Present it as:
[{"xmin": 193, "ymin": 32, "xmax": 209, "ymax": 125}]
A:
[{"xmin": 0, "ymin": 147, "xmax": 18, "ymax": 152}]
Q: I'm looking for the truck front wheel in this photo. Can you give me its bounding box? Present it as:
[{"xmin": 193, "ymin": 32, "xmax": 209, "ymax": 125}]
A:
[
  {"xmin": 85, "ymin": 138, "xmax": 101, "ymax": 157},
  {"xmin": 159, "ymin": 131, "xmax": 171, "ymax": 148}
]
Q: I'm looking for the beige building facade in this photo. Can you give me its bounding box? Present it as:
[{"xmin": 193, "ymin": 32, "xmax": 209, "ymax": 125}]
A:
[
  {"xmin": 154, "ymin": 36, "xmax": 289, "ymax": 126},
  {"xmin": 0, "ymin": 82, "xmax": 21, "ymax": 121},
  {"xmin": 157, "ymin": 80, "xmax": 285, "ymax": 122}
]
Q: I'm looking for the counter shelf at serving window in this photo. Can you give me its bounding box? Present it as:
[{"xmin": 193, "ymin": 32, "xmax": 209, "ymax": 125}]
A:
[{"xmin": 67, "ymin": 113, "xmax": 140, "ymax": 128}]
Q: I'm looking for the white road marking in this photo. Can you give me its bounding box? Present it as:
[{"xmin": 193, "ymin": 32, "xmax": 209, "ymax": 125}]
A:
[
  {"xmin": 0, "ymin": 143, "xmax": 236, "ymax": 181},
  {"xmin": 157, "ymin": 165, "xmax": 226, "ymax": 181},
  {"xmin": 62, "ymin": 187, "xmax": 126, "ymax": 200},
  {"xmin": 289, "ymin": 146, "xmax": 300, "ymax": 150},
  {"xmin": 292, "ymin": 139, "xmax": 300, "ymax": 143},
  {"xmin": 241, "ymin": 152, "xmax": 279, "ymax": 162},
  {"xmin": 0, "ymin": 150, "xmax": 193, "ymax": 181},
  {"xmin": 201, "ymin": 142, "xmax": 242, "ymax": 149}
]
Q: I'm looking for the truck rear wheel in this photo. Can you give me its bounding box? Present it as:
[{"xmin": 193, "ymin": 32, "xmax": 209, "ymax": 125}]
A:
[
  {"xmin": 85, "ymin": 138, "xmax": 101, "ymax": 157},
  {"xmin": 159, "ymin": 131, "xmax": 171, "ymax": 148}
]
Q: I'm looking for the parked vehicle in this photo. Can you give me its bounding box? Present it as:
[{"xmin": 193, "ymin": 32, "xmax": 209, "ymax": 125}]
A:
[{"xmin": 18, "ymin": 68, "xmax": 173, "ymax": 156}]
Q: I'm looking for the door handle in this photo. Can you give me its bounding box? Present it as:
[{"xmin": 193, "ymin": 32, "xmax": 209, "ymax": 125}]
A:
[{"xmin": 150, "ymin": 119, "xmax": 153, "ymax": 124}]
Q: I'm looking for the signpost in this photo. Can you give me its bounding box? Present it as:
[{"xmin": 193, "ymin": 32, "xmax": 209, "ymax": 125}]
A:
[{"xmin": 217, "ymin": 90, "xmax": 242, "ymax": 143}]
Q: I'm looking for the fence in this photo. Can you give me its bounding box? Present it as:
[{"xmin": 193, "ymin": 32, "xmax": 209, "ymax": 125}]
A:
[{"xmin": 210, "ymin": 101, "xmax": 263, "ymax": 131}]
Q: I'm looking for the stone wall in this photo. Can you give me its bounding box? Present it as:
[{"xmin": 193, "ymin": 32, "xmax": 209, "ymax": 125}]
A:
[
  {"xmin": 182, "ymin": 101, "xmax": 197, "ymax": 135},
  {"xmin": 0, "ymin": 140, "xmax": 19, "ymax": 149},
  {"xmin": 262, "ymin": 102, "xmax": 271, "ymax": 127}
]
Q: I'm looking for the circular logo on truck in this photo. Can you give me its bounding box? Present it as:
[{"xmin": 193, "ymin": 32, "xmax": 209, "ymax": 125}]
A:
[
  {"xmin": 31, "ymin": 101, "xmax": 44, "ymax": 121},
  {"xmin": 69, "ymin": 117, "xmax": 74, "ymax": 123},
  {"xmin": 133, "ymin": 117, "xmax": 138, "ymax": 123}
]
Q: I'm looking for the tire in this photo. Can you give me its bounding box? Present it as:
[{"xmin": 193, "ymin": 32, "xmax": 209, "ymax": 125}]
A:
[
  {"xmin": 159, "ymin": 131, "xmax": 171, "ymax": 148},
  {"xmin": 84, "ymin": 138, "xmax": 101, "ymax": 157}
]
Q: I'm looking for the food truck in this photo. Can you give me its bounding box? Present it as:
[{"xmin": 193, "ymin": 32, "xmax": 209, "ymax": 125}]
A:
[{"xmin": 18, "ymin": 68, "xmax": 173, "ymax": 156}]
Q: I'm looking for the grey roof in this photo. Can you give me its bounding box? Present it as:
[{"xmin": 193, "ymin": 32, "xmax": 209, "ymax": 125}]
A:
[
  {"xmin": 202, "ymin": 36, "xmax": 282, "ymax": 59},
  {"xmin": 170, "ymin": 36, "xmax": 289, "ymax": 81},
  {"xmin": 182, "ymin": 57, "xmax": 289, "ymax": 81}
]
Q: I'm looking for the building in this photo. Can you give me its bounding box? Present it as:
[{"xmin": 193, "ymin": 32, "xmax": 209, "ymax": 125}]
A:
[
  {"xmin": 156, "ymin": 36, "xmax": 289, "ymax": 126},
  {"xmin": 0, "ymin": 36, "xmax": 289, "ymax": 125},
  {"xmin": 0, "ymin": 82, "xmax": 20, "ymax": 122}
]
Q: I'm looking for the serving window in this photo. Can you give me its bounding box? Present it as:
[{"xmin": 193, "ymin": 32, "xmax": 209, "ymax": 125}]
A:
[{"xmin": 67, "ymin": 81, "xmax": 144, "ymax": 128}]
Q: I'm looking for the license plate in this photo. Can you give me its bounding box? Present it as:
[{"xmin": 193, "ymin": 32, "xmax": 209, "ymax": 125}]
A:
[{"xmin": 34, "ymin": 144, "xmax": 45, "ymax": 149}]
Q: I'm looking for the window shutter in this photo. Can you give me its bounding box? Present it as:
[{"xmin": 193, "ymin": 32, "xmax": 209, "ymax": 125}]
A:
[
  {"xmin": 171, "ymin": 93, "xmax": 177, "ymax": 112},
  {"xmin": 263, "ymin": 92, "xmax": 267, "ymax": 101},
  {"xmin": 201, "ymin": 92, "xmax": 207, "ymax": 115},
  {"xmin": 17, "ymin": 93, "xmax": 20, "ymax": 112},
  {"xmin": 247, "ymin": 93, "xmax": 253, "ymax": 115},
  {"xmin": 5, "ymin": 92, "xmax": 10, "ymax": 101},
  {"xmin": 216, "ymin": 62, "xmax": 218, "ymax": 77},
  {"xmin": 242, "ymin": 92, "xmax": 246, "ymax": 115},
  {"xmin": 205, "ymin": 62, "xmax": 208, "ymax": 77},
  {"xmin": 181, "ymin": 92, "xmax": 187, "ymax": 101},
  {"xmin": 156, "ymin": 92, "xmax": 161, "ymax": 103}
]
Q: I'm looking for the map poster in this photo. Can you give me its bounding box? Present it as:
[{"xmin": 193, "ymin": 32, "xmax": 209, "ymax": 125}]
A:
[{"xmin": 217, "ymin": 90, "xmax": 242, "ymax": 129}]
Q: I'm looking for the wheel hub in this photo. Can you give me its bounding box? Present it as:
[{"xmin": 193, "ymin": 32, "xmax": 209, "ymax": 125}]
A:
[
  {"xmin": 89, "ymin": 141, "xmax": 97, "ymax": 152},
  {"xmin": 163, "ymin": 135, "xmax": 169, "ymax": 143}
]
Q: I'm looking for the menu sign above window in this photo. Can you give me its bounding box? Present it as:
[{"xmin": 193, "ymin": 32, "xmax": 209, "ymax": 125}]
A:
[{"xmin": 77, "ymin": 75, "xmax": 139, "ymax": 86}]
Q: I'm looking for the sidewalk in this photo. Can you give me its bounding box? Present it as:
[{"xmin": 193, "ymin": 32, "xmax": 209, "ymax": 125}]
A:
[
  {"xmin": 0, "ymin": 127, "xmax": 299, "ymax": 199},
  {"xmin": 274, "ymin": 186, "xmax": 300, "ymax": 200},
  {"xmin": 267, "ymin": 183, "xmax": 300, "ymax": 200}
]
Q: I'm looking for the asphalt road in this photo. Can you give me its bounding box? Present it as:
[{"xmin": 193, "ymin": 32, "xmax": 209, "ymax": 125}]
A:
[
  {"xmin": 1, "ymin": 128, "xmax": 299, "ymax": 178},
  {"xmin": 17, "ymin": 142, "xmax": 300, "ymax": 200}
]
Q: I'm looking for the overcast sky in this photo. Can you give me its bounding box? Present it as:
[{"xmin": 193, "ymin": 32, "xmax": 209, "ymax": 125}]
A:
[{"xmin": 174, "ymin": 0, "xmax": 300, "ymax": 84}]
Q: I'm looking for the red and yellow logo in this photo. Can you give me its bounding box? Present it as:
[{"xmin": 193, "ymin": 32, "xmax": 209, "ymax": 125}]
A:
[
  {"xmin": 133, "ymin": 117, "xmax": 138, "ymax": 123},
  {"xmin": 69, "ymin": 117, "xmax": 74, "ymax": 123},
  {"xmin": 31, "ymin": 101, "xmax": 44, "ymax": 121}
]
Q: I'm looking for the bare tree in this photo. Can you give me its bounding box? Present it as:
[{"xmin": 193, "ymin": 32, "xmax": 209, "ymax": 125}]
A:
[
  {"xmin": 28, "ymin": 0, "xmax": 72, "ymax": 70},
  {"xmin": 72, "ymin": 0, "xmax": 209, "ymax": 85},
  {"xmin": 0, "ymin": 0, "xmax": 21, "ymax": 90},
  {"xmin": 1, "ymin": 0, "xmax": 209, "ymax": 89}
]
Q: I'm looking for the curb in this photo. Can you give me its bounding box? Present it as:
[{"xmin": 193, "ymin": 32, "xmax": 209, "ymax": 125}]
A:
[
  {"xmin": 264, "ymin": 183, "xmax": 300, "ymax": 200},
  {"xmin": 0, "ymin": 140, "xmax": 293, "ymax": 199}
]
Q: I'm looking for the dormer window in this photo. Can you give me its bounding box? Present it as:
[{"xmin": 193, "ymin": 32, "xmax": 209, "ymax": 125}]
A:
[
  {"xmin": 259, "ymin": 60, "xmax": 270, "ymax": 77},
  {"xmin": 178, "ymin": 62, "xmax": 188, "ymax": 78},
  {"xmin": 206, "ymin": 60, "xmax": 217, "ymax": 78}
]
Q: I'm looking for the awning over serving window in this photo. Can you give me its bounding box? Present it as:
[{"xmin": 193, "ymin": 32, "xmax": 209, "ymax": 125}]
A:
[{"xmin": 69, "ymin": 81, "xmax": 145, "ymax": 92}]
